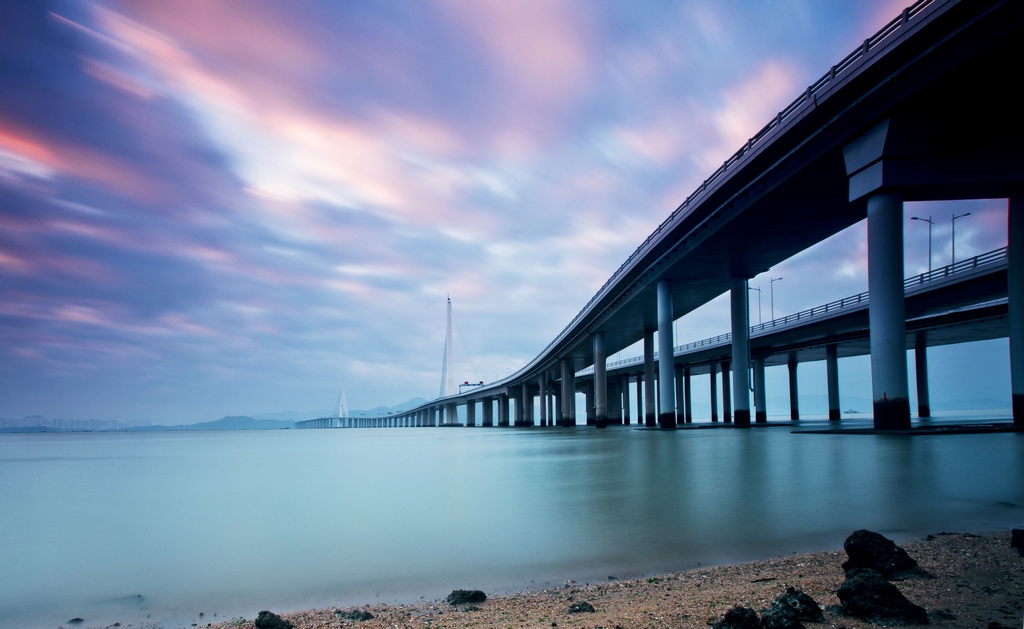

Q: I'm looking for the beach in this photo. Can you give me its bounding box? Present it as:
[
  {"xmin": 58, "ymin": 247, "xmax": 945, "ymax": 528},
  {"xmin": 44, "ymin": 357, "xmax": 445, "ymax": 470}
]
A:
[{"xmin": 207, "ymin": 530, "xmax": 1023, "ymax": 629}]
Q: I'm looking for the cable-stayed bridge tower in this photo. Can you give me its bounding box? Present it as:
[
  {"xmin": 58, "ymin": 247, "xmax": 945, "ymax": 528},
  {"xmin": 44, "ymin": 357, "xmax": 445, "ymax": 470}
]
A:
[{"xmin": 439, "ymin": 296, "xmax": 455, "ymax": 398}]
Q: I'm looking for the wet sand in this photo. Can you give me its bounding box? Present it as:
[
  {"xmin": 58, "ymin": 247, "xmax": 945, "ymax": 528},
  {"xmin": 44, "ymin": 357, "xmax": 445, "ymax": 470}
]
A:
[{"xmin": 207, "ymin": 530, "xmax": 1023, "ymax": 629}]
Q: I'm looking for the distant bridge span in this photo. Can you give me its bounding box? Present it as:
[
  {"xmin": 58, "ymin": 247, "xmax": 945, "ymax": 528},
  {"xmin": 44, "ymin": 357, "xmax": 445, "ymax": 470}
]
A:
[{"xmin": 356, "ymin": 0, "xmax": 1024, "ymax": 430}]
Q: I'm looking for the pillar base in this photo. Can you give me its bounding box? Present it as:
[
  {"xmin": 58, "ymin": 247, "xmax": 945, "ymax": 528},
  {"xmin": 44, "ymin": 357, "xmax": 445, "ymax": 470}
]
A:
[
  {"xmin": 790, "ymin": 410, "xmax": 799, "ymax": 421},
  {"xmin": 658, "ymin": 413, "xmax": 676, "ymax": 429},
  {"xmin": 828, "ymin": 409, "xmax": 841, "ymax": 421},
  {"xmin": 595, "ymin": 416, "xmax": 608, "ymax": 428},
  {"xmin": 734, "ymin": 409, "xmax": 751, "ymax": 426},
  {"xmin": 755, "ymin": 411, "xmax": 767, "ymax": 423},
  {"xmin": 872, "ymin": 397, "xmax": 911, "ymax": 430},
  {"xmin": 645, "ymin": 415, "xmax": 657, "ymax": 427},
  {"xmin": 1014, "ymin": 394, "xmax": 1024, "ymax": 426},
  {"xmin": 917, "ymin": 404, "xmax": 931, "ymax": 418}
]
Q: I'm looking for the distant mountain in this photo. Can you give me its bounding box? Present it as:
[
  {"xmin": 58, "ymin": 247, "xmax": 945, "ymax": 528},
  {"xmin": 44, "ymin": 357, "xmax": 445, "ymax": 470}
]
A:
[{"xmin": 129, "ymin": 416, "xmax": 293, "ymax": 431}]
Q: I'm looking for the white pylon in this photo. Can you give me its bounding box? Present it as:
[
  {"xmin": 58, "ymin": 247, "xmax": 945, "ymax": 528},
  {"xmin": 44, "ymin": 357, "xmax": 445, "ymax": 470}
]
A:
[
  {"xmin": 439, "ymin": 296, "xmax": 455, "ymax": 398},
  {"xmin": 337, "ymin": 379, "xmax": 349, "ymax": 418}
]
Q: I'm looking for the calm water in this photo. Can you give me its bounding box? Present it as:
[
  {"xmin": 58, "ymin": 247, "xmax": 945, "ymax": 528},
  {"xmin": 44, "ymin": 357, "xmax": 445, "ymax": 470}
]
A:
[{"xmin": 1, "ymin": 419, "xmax": 1023, "ymax": 628}]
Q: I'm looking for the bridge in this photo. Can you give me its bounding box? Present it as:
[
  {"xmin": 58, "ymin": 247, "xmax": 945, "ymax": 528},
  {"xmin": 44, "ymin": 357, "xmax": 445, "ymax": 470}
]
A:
[{"xmin": 306, "ymin": 0, "xmax": 1024, "ymax": 431}]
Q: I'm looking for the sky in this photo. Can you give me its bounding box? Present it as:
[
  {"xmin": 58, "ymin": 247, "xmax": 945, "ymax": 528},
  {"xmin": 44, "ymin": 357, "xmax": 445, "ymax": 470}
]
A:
[{"xmin": 0, "ymin": 0, "xmax": 1012, "ymax": 425}]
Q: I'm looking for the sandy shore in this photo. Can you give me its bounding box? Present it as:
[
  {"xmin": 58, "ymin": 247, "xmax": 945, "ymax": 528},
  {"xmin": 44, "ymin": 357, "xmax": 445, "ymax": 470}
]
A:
[{"xmin": 209, "ymin": 531, "xmax": 1022, "ymax": 629}]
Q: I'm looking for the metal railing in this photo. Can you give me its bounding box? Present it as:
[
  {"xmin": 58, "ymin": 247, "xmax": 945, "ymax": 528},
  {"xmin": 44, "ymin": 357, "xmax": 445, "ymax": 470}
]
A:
[{"xmin": 577, "ymin": 246, "xmax": 1007, "ymax": 374}]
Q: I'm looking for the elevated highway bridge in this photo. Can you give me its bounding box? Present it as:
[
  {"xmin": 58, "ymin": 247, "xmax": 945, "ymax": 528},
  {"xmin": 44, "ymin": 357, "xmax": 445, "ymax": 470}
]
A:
[{"xmin": 308, "ymin": 0, "xmax": 1024, "ymax": 431}]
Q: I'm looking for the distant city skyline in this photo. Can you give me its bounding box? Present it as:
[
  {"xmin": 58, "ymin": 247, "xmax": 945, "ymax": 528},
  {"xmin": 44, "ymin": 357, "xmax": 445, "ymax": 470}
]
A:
[{"xmin": 1, "ymin": 1, "xmax": 1012, "ymax": 424}]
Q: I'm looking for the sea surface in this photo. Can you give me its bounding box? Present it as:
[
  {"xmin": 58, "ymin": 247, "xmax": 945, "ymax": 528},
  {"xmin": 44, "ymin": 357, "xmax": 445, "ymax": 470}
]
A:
[{"xmin": 1, "ymin": 412, "xmax": 1022, "ymax": 628}]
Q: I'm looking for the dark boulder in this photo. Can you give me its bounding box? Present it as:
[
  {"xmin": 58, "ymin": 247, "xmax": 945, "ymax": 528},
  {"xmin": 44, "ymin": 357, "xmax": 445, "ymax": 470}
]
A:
[
  {"xmin": 1011, "ymin": 529, "xmax": 1024, "ymax": 556},
  {"xmin": 760, "ymin": 586, "xmax": 824, "ymax": 628},
  {"xmin": 567, "ymin": 601, "xmax": 595, "ymax": 614},
  {"xmin": 255, "ymin": 610, "xmax": 294, "ymax": 629},
  {"xmin": 446, "ymin": 589, "xmax": 487, "ymax": 605},
  {"xmin": 841, "ymin": 529, "xmax": 922, "ymax": 580},
  {"xmin": 837, "ymin": 568, "xmax": 928, "ymax": 625},
  {"xmin": 713, "ymin": 605, "xmax": 760, "ymax": 629}
]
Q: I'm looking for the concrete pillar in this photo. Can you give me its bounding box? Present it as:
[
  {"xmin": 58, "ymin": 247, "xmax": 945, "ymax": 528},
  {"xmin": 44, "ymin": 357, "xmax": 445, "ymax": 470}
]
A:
[
  {"xmin": 498, "ymin": 393, "xmax": 509, "ymax": 427},
  {"xmin": 730, "ymin": 279, "xmax": 751, "ymax": 426},
  {"xmin": 788, "ymin": 352, "xmax": 799, "ymax": 420},
  {"xmin": 584, "ymin": 382, "xmax": 595, "ymax": 425},
  {"xmin": 826, "ymin": 344, "xmax": 841, "ymax": 420},
  {"xmin": 914, "ymin": 331, "xmax": 930, "ymax": 418},
  {"xmin": 561, "ymin": 360, "xmax": 577, "ymax": 428},
  {"xmin": 594, "ymin": 332, "xmax": 608, "ymax": 427},
  {"xmin": 482, "ymin": 397, "xmax": 493, "ymax": 426},
  {"xmin": 552, "ymin": 388, "xmax": 561, "ymax": 427},
  {"xmin": 1009, "ymin": 194, "xmax": 1024, "ymax": 425},
  {"xmin": 753, "ymin": 356, "xmax": 767, "ymax": 423},
  {"xmin": 622, "ymin": 375, "xmax": 631, "ymax": 424},
  {"xmin": 709, "ymin": 362, "xmax": 719, "ymax": 422},
  {"xmin": 721, "ymin": 360, "xmax": 731, "ymax": 422},
  {"xmin": 567, "ymin": 369, "xmax": 577, "ymax": 426},
  {"xmin": 539, "ymin": 375, "xmax": 548, "ymax": 426},
  {"xmin": 682, "ymin": 366, "xmax": 692, "ymax": 423},
  {"xmin": 630, "ymin": 374, "xmax": 638, "ymax": 424},
  {"xmin": 643, "ymin": 330, "xmax": 657, "ymax": 426},
  {"xmin": 608, "ymin": 379, "xmax": 622, "ymax": 424},
  {"xmin": 867, "ymin": 191, "xmax": 910, "ymax": 429},
  {"xmin": 656, "ymin": 280, "xmax": 676, "ymax": 428},
  {"xmin": 466, "ymin": 401, "xmax": 476, "ymax": 427}
]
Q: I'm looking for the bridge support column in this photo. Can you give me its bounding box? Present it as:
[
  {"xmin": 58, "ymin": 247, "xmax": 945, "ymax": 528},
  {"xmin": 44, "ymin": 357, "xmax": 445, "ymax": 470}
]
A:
[
  {"xmin": 559, "ymin": 359, "xmax": 573, "ymax": 426},
  {"xmin": 635, "ymin": 374, "xmax": 643, "ymax": 423},
  {"xmin": 539, "ymin": 375, "xmax": 548, "ymax": 426},
  {"xmin": 466, "ymin": 401, "xmax": 476, "ymax": 427},
  {"xmin": 594, "ymin": 332, "xmax": 608, "ymax": 427},
  {"xmin": 622, "ymin": 375, "xmax": 631, "ymax": 424},
  {"xmin": 656, "ymin": 280, "xmax": 677, "ymax": 428},
  {"xmin": 515, "ymin": 384, "xmax": 527, "ymax": 426},
  {"xmin": 730, "ymin": 279, "xmax": 752, "ymax": 426},
  {"xmin": 482, "ymin": 397, "xmax": 493, "ymax": 426},
  {"xmin": 710, "ymin": 362, "xmax": 719, "ymax": 422},
  {"xmin": 914, "ymin": 331, "xmax": 930, "ymax": 418},
  {"xmin": 867, "ymin": 191, "xmax": 911, "ymax": 429},
  {"xmin": 1009, "ymin": 194, "xmax": 1024, "ymax": 425},
  {"xmin": 643, "ymin": 330, "xmax": 657, "ymax": 426},
  {"xmin": 609, "ymin": 379, "xmax": 622, "ymax": 424},
  {"xmin": 788, "ymin": 352, "xmax": 799, "ymax": 420},
  {"xmin": 722, "ymin": 360, "xmax": 732, "ymax": 422},
  {"xmin": 826, "ymin": 344, "xmax": 841, "ymax": 420},
  {"xmin": 498, "ymin": 394, "xmax": 509, "ymax": 427},
  {"xmin": 753, "ymin": 356, "xmax": 767, "ymax": 423},
  {"xmin": 682, "ymin": 366, "xmax": 692, "ymax": 423}
]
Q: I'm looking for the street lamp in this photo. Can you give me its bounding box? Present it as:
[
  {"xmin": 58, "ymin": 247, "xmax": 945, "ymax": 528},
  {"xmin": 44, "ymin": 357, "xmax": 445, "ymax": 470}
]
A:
[
  {"xmin": 769, "ymin": 277, "xmax": 783, "ymax": 322},
  {"xmin": 910, "ymin": 215, "xmax": 933, "ymax": 273},
  {"xmin": 950, "ymin": 212, "xmax": 971, "ymax": 266},
  {"xmin": 748, "ymin": 286, "xmax": 762, "ymax": 326}
]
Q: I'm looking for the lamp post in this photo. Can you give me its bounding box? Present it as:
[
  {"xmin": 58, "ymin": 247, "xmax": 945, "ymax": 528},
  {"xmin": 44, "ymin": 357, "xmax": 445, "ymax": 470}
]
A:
[
  {"xmin": 749, "ymin": 286, "xmax": 762, "ymax": 326},
  {"xmin": 769, "ymin": 277, "xmax": 783, "ymax": 322},
  {"xmin": 910, "ymin": 215, "xmax": 934, "ymax": 273},
  {"xmin": 950, "ymin": 212, "xmax": 971, "ymax": 266}
]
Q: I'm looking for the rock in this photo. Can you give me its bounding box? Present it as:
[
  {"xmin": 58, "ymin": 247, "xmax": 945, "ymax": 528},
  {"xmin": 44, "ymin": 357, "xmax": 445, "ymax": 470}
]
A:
[
  {"xmin": 1011, "ymin": 529, "xmax": 1024, "ymax": 556},
  {"xmin": 841, "ymin": 529, "xmax": 922, "ymax": 579},
  {"xmin": 567, "ymin": 601, "xmax": 595, "ymax": 614},
  {"xmin": 335, "ymin": 609, "xmax": 374, "ymax": 621},
  {"xmin": 837, "ymin": 568, "xmax": 928, "ymax": 625},
  {"xmin": 760, "ymin": 586, "xmax": 824, "ymax": 628},
  {"xmin": 712, "ymin": 605, "xmax": 760, "ymax": 629},
  {"xmin": 254, "ymin": 610, "xmax": 294, "ymax": 629},
  {"xmin": 446, "ymin": 589, "xmax": 487, "ymax": 605},
  {"xmin": 67, "ymin": 619, "xmax": 84, "ymax": 625},
  {"xmin": 759, "ymin": 607, "xmax": 802, "ymax": 629}
]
